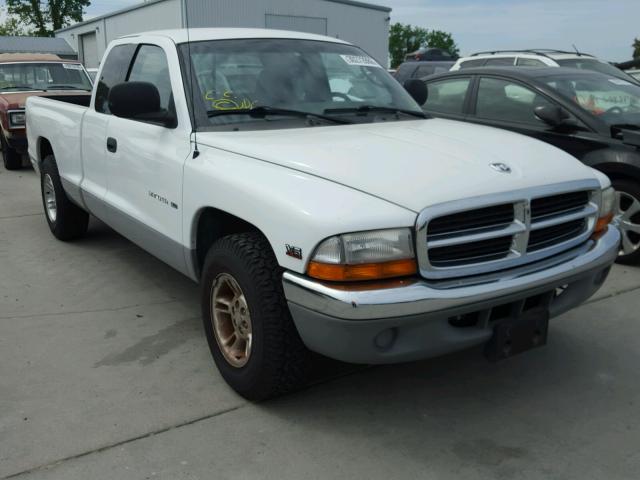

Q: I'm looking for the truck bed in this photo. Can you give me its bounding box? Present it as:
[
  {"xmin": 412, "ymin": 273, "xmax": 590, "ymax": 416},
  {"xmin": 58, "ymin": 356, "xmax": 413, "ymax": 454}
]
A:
[
  {"xmin": 39, "ymin": 94, "xmax": 92, "ymax": 107},
  {"xmin": 26, "ymin": 95, "xmax": 91, "ymax": 185}
]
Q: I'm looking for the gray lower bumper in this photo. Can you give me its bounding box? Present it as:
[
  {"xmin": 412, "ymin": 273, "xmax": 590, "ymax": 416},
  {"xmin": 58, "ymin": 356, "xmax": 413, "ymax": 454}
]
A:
[{"xmin": 283, "ymin": 227, "xmax": 620, "ymax": 364}]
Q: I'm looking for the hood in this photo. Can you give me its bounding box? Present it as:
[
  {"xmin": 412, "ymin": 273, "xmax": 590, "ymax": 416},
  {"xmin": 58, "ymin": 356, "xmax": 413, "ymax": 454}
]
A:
[
  {"xmin": 197, "ymin": 118, "xmax": 601, "ymax": 212},
  {"xmin": 0, "ymin": 91, "xmax": 90, "ymax": 109}
]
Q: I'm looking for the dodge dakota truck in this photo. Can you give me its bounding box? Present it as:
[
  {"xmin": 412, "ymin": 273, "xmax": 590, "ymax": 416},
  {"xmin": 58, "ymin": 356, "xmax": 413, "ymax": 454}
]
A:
[
  {"xmin": 27, "ymin": 29, "xmax": 620, "ymax": 400},
  {"xmin": 0, "ymin": 53, "xmax": 92, "ymax": 170}
]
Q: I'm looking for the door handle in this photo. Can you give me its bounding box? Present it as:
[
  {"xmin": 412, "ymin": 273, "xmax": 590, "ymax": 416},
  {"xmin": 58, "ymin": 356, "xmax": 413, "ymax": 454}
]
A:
[{"xmin": 106, "ymin": 137, "xmax": 117, "ymax": 153}]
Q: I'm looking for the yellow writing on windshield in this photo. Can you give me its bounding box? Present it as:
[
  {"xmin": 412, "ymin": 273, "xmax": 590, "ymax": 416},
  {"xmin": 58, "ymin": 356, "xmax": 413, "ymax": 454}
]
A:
[{"xmin": 206, "ymin": 90, "xmax": 256, "ymax": 110}]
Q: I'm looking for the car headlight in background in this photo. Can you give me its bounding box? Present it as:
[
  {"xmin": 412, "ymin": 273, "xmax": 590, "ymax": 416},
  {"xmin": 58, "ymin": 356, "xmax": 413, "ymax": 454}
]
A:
[
  {"xmin": 594, "ymin": 186, "xmax": 615, "ymax": 238},
  {"xmin": 308, "ymin": 228, "xmax": 417, "ymax": 281},
  {"xmin": 8, "ymin": 110, "xmax": 26, "ymax": 128}
]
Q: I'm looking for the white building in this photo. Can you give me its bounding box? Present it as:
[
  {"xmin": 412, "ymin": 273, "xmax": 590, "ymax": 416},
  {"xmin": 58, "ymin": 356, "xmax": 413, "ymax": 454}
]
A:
[{"xmin": 55, "ymin": 0, "xmax": 391, "ymax": 69}]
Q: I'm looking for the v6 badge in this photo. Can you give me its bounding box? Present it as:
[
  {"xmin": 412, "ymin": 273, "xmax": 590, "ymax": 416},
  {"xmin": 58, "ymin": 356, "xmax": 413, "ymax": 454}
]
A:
[{"xmin": 285, "ymin": 245, "xmax": 303, "ymax": 260}]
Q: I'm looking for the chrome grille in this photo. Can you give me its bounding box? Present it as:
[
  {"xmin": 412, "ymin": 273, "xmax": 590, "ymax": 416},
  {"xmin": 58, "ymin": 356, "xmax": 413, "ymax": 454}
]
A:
[
  {"xmin": 528, "ymin": 219, "xmax": 587, "ymax": 252},
  {"xmin": 531, "ymin": 191, "xmax": 590, "ymax": 221},
  {"xmin": 428, "ymin": 203, "xmax": 514, "ymax": 237},
  {"xmin": 416, "ymin": 181, "xmax": 601, "ymax": 280},
  {"xmin": 429, "ymin": 235, "xmax": 513, "ymax": 267}
]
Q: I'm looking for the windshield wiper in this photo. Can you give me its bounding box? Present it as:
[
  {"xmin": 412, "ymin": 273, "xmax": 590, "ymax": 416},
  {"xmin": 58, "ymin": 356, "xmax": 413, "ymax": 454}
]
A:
[
  {"xmin": 0, "ymin": 85, "xmax": 40, "ymax": 91},
  {"xmin": 43, "ymin": 85, "xmax": 90, "ymax": 91},
  {"xmin": 610, "ymin": 123, "xmax": 640, "ymax": 131},
  {"xmin": 207, "ymin": 106, "xmax": 350, "ymax": 124},
  {"xmin": 324, "ymin": 105, "xmax": 428, "ymax": 119}
]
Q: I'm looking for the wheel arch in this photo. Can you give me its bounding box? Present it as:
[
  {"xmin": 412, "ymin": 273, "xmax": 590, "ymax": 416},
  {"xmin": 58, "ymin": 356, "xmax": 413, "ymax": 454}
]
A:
[
  {"xmin": 191, "ymin": 207, "xmax": 268, "ymax": 279},
  {"xmin": 36, "ymin": 136, "xmax": 54, "ymax": 165},
  {"xmin": 591, "ymin": 162, "xmax": 640, "ymax": 184}
]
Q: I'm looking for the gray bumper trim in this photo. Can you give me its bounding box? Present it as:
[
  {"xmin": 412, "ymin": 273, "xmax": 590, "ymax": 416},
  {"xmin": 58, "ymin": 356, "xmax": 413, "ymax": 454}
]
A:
[{"xmin": 283, "ymin": 227, "xmax": 620, "ymax": 321}]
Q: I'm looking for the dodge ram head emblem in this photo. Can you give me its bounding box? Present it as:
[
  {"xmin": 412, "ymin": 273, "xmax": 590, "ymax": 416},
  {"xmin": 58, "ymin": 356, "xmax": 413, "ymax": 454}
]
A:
[{"xmin": 490, "ymin": 162, "xmax": 512, "ymax": 174}]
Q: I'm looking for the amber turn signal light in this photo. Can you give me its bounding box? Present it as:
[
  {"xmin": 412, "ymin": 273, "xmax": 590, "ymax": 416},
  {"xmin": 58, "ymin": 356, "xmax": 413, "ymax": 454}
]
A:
[
  {"xmin": 308, "ymin": 258, "xmax": 418, "ymax": 282},
  {"xmin": 592, "ymin": 213, "xmax": 614, "ymax": 240}
]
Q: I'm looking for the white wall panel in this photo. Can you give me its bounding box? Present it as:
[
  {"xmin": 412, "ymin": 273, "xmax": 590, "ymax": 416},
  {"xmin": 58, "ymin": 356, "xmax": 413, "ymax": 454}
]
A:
[{"xmin": 57, "ymin": 0, "xmax": 390, "ymax": 67}]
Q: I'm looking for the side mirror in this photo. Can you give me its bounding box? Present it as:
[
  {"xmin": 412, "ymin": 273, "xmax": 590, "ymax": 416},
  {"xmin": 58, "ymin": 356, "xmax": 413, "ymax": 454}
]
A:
[
  {"xmin": 404, "ymin": 79, "xmax": 429, "ymax": 106},
  {"xmin": 108, "ymin": 82, "xmax": 176, "ymax": 127},
  {"xmin": 534, "ymin": 105, "xmax": 570, "ymax": 127}
]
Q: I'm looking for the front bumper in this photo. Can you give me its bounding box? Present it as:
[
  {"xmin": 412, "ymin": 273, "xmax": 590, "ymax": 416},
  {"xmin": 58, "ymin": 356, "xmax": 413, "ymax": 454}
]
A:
[{"xmin": 283, "ymin": 227, "xmax": 620, "ymax": 364}]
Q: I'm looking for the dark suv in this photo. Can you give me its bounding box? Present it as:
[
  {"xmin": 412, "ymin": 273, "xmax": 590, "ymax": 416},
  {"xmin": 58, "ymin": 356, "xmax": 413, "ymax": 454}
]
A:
[
  {"xmin": 394, "ymin": 60, "xmax": 455, "ymax": 84},
  {"xmin": 420, "ymin": 66, "xmax": 640, "ymax": 264}
]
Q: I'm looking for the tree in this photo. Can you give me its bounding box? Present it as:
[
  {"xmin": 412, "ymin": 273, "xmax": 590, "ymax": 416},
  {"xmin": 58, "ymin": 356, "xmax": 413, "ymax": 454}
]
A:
[
  {"xmin": 634, "ymin": 38, "xmax": 640, "ymax": 59},
  {"xmin": 389, "ymin": 23, "xmax": 460, "ymax": 68},
  {"xmin": 6, "ymin": 0, "xmax": 91, "ymax": 37},
  {"xmin": 0, "ymin": 7, "xmax": 27, "ymax": 35}
]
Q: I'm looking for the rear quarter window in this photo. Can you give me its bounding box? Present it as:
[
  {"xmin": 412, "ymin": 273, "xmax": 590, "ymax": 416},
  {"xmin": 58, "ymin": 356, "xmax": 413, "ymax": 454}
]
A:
[
  {"xmin": 95, "ymin": 44, "xmax": 137, "ymax": 114},
  {"xmin": 459, "ymin": 59, "xmax": 485, "ymax": 69},
  {"xmin": 485, "ymin": 57, "xmax": 516, "ymax": 66},
  {"xmin": 517, "ymin": 58, "xmax": 546, "ymax": 67}
]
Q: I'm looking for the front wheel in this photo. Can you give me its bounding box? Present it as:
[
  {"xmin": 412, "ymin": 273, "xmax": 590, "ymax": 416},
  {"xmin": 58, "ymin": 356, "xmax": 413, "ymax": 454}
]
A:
[
  {"xmin": 201, "ymin": 232, "xmax": 310, "ymax": 400},
  {"xmin": 612, "ymin": 179, "xmax": 640, "ymax": 265}
]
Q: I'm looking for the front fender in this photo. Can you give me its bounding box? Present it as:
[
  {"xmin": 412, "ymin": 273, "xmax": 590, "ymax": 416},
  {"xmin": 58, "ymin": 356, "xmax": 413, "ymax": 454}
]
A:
[{"xmin": 182, "ymin": 146, "xmax": 417, "ymax": 274}]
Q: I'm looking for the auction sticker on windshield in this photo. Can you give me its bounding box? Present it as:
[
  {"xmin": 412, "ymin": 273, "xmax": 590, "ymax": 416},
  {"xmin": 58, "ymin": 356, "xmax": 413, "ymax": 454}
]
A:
[
  {"xmin": 62, "ymin": 64, "xmax": 83, "ymax": 70},
  {"xmin": 340, "ymin": 54, "xmax": 381, "ymax": 68},
  {"xmin": 608, "ymin": 78, "xmax": 633, "ymax": 86}
]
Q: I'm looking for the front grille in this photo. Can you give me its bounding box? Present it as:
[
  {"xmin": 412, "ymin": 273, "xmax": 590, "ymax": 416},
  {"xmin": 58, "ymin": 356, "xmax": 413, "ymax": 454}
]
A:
[
  {"xmin": 429, "ymin": 236, "xmax": 513, "ymax": 267},
  {"xmin": 428, "ymin": 203, "xmax": 514, "ymax": 237},
  {"xmin": 528, "ymin": 219, "xmax": 586, "ymax": 252},
  {"xmin": 531, "ymin": 191, "xmax": 589, "ymax": 221},
  {"xmin": 418, "ymin": 185, "xmax": 599, "ymax": 279}
]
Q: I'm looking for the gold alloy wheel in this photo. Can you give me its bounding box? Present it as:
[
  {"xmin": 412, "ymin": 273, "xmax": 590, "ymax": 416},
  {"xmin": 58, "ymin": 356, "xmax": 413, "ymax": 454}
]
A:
[{"xmin": 211, "ymin": 273, "xmax": 253, "ymax": 368}]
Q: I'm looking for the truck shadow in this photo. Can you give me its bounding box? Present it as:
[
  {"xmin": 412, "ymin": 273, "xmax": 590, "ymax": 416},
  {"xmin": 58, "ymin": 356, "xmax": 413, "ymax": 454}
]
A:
[
  {"xmin": 59, "ymin": 217, "xmax": 630, "ymax": 475},
  {"xmin": 259, "ymin": 325, "xmax": 624, "ymax": 473}
]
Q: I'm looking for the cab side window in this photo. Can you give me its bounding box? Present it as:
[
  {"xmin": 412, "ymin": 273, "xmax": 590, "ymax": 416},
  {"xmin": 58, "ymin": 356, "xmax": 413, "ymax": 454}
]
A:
[
  {"xmin": 95, "ymin": 44, "xmax": 136, "ymax": 114},
  {"xmin": 127, "ymin": 45, "xmax": 174, "ymax": 113},
  {"xmin": 424, "ymin": 78, "xmax": 471, "ymax": 114}
]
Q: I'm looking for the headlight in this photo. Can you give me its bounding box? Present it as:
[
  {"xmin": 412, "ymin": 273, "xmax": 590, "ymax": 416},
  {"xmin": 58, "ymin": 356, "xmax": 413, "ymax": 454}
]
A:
[
  {"xmin": 599, "ymin": 186, "xmax": 615, "ymax": 218},
  {"xmin": 9, "ymin": 110, "xmax": 25, "ymax": 128},
  {"xmin": 594, "ymin": 187, "xmax": 615, "ymax": 238},
  {"xmin": 308, "ymin": 228, "xmax": 417, "ymax": 281}
]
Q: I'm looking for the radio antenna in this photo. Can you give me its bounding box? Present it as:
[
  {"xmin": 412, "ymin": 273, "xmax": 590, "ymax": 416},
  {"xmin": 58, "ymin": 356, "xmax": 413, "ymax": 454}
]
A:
[{"xmin": 184, "ymin": 0, "xmax": 200, "ymax": 158}]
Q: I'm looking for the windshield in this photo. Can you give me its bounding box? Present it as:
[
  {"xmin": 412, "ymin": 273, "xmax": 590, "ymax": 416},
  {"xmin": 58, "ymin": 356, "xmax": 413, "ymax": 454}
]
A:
[
  {"xmin": 0, "ymin": 62, "xmax": 92, "ymax": 92},
  {"xmin": 180, "ymin": 38, "xmax": 423, "ymax": 130},
  {"xmin": 555, "ymin": 58, "xmax": 637, "ymax": 82},
  {"xmin": 544, "ymin": 72, "xmax": 640, "ymax": 127}
]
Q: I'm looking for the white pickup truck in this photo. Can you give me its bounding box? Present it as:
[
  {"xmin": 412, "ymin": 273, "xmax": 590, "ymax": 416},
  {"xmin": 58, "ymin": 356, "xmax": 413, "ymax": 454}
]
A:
[{"xmin": 27, "ymin": 28, "xmax": 620, "ymax": 400}]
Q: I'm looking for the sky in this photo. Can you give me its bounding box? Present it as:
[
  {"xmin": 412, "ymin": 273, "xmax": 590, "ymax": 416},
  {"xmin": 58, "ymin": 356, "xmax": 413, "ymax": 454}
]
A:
[{"xmin": 81, "ymin": 0, "xmax": 639, "ymax": 62}]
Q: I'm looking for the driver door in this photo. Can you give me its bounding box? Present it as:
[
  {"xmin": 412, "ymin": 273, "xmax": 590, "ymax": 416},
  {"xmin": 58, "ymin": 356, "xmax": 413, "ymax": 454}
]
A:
[{"xmin": 103, "ymin": 42, "xmax": 192, "ymax": 274}]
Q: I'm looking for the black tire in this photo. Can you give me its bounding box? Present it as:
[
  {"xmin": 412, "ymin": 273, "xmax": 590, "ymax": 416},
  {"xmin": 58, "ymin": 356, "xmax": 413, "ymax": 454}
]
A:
[
  {"xmin": 201, "ymin": 232, "xmax": 310, "ymax": 400},
  {"xmin": 41, "ymin": 155, "xmax": 89, "ymax": 241},
  {"xmin": 1, "ymin": 133, "xmax": 22, "ymax": 170},
  {"xmin": 612, "ymin": 179, "xmax": 640, "ymax": 265}
]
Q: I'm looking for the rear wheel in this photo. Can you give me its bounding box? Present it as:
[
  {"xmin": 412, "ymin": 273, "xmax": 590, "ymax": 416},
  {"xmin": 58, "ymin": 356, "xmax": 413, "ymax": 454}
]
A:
[
  {"xmin": 1, "ymin": 133, "xmax": 22, "ymax": 170},
  {"xmin": 41, "ymin": 155, "xmax": 89, "ymax": 241},
  {"xmin": 201, "ymin": 232, "xmax": 310, "ymax": 400},
  {"xmin": 612, "ymin": 179, "xmax": 640, "ymax": 265}
]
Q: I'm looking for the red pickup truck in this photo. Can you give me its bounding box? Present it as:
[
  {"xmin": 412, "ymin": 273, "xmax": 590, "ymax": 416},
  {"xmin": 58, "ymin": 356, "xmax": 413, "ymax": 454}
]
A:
[{"xmin": 0, "ymin": 53, "xmax": 92, "ymax": 170}]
